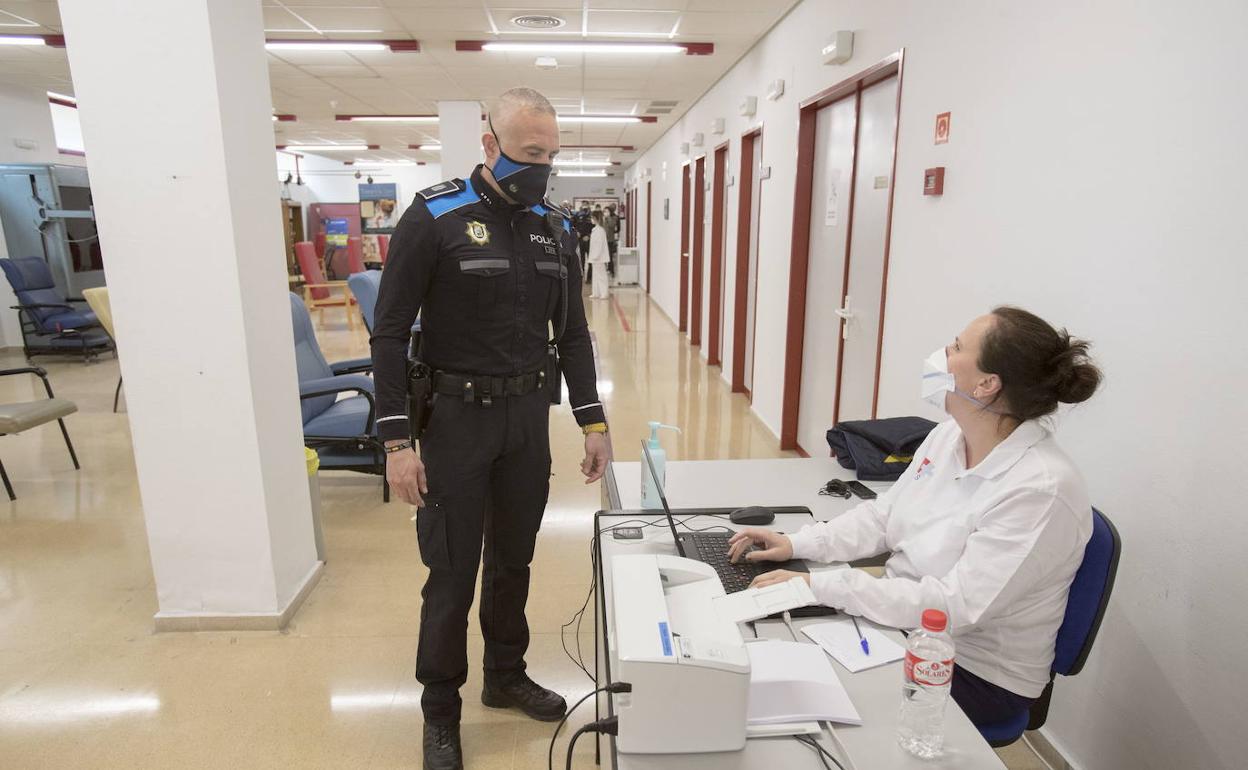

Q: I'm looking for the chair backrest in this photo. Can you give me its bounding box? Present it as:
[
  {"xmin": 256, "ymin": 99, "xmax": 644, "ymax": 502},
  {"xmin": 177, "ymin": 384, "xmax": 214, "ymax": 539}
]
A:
[
  {"xmin": 347, "ymin": 270, "xmax": 382, "ymax": 333},
  {"xmin": 347, "ymin": 236, "xmax": 366, "ymax": 274},
  {"xmin": 294, "ymin": 241, "xmax": 329, "ymax": 300},
  {"xmin": 1054, "ymin": 508, "xmax": 1122, "ymax": 676},
  {"xmin": 377, "ymin": 234, "xmax": 390, "ymax": 265},
  {"xmin": 0, "ymin": 256, "xmax": 66, "ymax": 330},
  {"xmin": 287, "ymin": 292, "xmax": 336, "ymax": 423},
  {"xmin": 81, "ymin": 287, "xmax": 116, "ymax": 339}
]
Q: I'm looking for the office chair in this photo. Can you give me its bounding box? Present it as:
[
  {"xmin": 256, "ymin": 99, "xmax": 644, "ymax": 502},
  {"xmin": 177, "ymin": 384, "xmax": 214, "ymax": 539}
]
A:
[
  {"xmin": 288, "ymin": 293, "xmax": 388, "ymax": 501},
  {"xmin": 0, "ymin": 366, "xmax": 80, "ymax": 500},
  {"xmin": 0, "ymin": 257, "xmax": 113, "ymax": 362},
  {"xmin": 976, "ymin": 507, "xmax": 1122, "ymax": 747}
]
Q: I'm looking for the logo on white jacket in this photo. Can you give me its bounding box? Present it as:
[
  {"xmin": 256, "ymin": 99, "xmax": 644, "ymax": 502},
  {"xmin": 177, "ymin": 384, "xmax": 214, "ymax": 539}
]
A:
[{"xmin": 914, "ymin": 457, "xmax": 934, "ymax": 479}]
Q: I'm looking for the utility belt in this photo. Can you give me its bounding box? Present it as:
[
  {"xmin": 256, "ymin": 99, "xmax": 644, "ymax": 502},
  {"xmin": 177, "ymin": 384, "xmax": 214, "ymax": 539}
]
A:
[
  {"xmin": 407, "ymin": 343, "xmax": 561, "ymax": 441},
  {"xmin": 432, "ymin": 369, "xmax": 547, "ymax": 405}
]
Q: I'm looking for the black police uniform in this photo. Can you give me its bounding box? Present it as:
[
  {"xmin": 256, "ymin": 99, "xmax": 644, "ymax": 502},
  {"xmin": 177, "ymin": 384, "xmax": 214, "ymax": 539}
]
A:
[{"xmin": 370, "ymin": 165, "xmax": 604, "ymax": 727}]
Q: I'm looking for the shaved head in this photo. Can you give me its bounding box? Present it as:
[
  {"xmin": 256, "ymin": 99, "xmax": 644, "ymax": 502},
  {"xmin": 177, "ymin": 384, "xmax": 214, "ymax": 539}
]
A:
[{"xmin": 483, "ymin": 87, "xmax": 560, "ymax": 171}]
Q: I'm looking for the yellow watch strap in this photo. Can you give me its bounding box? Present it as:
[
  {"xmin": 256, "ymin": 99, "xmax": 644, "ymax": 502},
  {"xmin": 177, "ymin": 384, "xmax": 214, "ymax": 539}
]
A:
[{"xmin": 582, "ymin": 422, "xmax": 609, "ymax": 435}]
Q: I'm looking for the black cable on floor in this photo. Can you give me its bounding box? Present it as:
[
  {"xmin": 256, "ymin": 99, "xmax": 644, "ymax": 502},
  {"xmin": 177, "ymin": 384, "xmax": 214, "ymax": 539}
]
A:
[{"xmin": 794, "ymin": 733, "xmax": 847, "ymax": 770}]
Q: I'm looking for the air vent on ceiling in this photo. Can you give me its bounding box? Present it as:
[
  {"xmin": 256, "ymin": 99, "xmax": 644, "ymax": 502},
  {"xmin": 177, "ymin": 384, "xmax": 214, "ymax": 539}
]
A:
[
  {"xmin": 645, "ymin": 107, "xmax": 673, "ymax": 114},
  {"xmin": 650, "ymin": 100, "xmax": 679, "ymax": 107},
  {"xmin": 511, "ymin": 14, "xmax": 565, "ymax": 29}
]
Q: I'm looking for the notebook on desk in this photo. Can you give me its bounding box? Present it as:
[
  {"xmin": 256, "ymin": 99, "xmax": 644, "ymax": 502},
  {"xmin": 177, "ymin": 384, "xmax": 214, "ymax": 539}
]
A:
[{"xmin": 640, "ymin": 441, "xmax": 837, "ymax": 619}]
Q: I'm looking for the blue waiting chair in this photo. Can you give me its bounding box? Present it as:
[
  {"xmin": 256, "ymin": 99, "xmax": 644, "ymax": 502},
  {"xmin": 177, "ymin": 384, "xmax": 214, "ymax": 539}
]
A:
[
  {"xmin": 976, "ymin": 507, "xmax": 1122, "ymax": 747},
  {"xmin": 0, "ymin": 257, "xmax": 113, "ymax": 362},
  {"xmin": 289, "ymin": 292, "xmax": 389, "ymax": 501},
  {"xmin": 347, "ymin": 270, "xmax": 382, "ymax": 333}
]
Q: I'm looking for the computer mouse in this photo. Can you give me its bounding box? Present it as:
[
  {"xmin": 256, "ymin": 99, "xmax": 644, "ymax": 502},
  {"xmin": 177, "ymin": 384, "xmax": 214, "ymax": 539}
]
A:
[{"xmin": 729, "ymin": 506, "xmax": 775, "ymax": 526}]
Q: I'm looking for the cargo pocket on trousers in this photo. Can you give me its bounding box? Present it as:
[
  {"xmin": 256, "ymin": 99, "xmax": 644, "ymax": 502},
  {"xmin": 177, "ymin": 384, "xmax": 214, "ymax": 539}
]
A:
[{"xmin": 415, "ymin": 498, "xmax": 451, "ymax": 569}]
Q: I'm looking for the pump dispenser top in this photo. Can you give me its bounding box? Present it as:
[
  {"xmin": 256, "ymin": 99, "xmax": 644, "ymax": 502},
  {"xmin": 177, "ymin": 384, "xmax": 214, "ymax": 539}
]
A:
[{"xmin": 641, "ymin": 422, "xmax": 681, "ymax": 509}]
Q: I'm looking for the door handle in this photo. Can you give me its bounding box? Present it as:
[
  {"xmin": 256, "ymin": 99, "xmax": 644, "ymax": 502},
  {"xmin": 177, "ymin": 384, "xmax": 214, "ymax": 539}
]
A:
[{"xmin": 834, "ymin": 295, "xmax": 853, "ymax": 339}]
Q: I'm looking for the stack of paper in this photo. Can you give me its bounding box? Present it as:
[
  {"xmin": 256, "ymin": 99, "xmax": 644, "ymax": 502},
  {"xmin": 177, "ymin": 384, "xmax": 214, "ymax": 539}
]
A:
[
  {"xmin": 801, "ymin": 618, "xmax": 905, "ymax": 673},
  {"xmin": 745, "ymin": 640, "xmax": 861, "ymax": 726}
]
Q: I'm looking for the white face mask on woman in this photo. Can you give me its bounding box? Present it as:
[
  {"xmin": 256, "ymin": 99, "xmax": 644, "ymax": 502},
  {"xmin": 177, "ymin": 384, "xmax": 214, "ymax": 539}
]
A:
[{"xmin": 921, "ymin": 347, "xmax": 996, "ymax": 415}]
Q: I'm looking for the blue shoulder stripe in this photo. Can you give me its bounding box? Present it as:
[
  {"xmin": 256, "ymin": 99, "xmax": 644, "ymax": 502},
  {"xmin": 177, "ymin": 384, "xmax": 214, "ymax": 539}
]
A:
[
  {"xmin": 529, "ymin": 203, "xmax": 571, "ymax": 234},
  {"xmin": 426, "ymin": 187, "xmax": 480, "ymax": 219}
]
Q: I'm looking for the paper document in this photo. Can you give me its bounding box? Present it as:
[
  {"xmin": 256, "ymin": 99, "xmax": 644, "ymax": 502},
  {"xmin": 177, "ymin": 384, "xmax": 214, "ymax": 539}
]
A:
[
  {"xmin": 745, "ymin": 640, "xmax": 861, "ymax": 726},
  {"xmin": 802, "ymin": 617, "xmax": 905, "ymax": 673},
  {"xmin": 712, "ymin": 577, "xmax": 817, "ymax": 624}
]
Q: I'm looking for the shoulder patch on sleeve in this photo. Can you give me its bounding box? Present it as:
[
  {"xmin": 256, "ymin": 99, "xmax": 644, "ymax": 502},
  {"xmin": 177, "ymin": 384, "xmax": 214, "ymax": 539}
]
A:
[{"xmin": 418, "ymin": 179, "xmax": 464, "ymax": 201}]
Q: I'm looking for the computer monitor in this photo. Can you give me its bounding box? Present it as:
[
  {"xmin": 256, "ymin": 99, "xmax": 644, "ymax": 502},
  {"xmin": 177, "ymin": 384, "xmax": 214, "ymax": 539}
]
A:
[{"xmin": 641, "ymin": 439, "xmax": 687, "ymax": 558}]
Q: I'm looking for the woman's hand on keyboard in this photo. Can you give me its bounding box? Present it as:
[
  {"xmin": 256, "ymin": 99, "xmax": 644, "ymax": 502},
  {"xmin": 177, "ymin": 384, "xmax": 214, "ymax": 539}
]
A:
[
  {"xmin": 748, "ymin": 569, "xmax": 810, "ymax": 590},
  {"xmin": 727, "ymin": 528, "xmax": 793, "ymax": 564}
]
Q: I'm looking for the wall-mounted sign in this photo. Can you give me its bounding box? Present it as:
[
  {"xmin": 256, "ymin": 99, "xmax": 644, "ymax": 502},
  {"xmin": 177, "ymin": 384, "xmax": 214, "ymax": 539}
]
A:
[{"xmin": 934, "ymin": 112, "xmax": 951, "ymax": 145}]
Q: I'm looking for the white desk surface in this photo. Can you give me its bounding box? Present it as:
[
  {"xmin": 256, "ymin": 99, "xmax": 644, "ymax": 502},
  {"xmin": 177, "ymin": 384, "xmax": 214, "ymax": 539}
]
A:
[{"xmin": 596, "ymin": 459, "xmax": 1005, "ymax": 770}]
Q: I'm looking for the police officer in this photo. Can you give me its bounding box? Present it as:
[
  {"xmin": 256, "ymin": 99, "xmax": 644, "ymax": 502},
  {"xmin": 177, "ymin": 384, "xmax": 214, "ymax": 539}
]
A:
[{"xmin": 370, "ymin": 88, "xmax": 609, "ymax": 770}]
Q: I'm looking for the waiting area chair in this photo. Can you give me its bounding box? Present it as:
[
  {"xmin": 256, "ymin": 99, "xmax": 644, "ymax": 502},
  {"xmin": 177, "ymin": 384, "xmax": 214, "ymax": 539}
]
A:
[
  {"xmin": 0, "ymin": 257, "xmax": 113, "ymax": 362},
  {"xmin": 347, "ymin": 270, "xmax": 382, "ymax": 334},
  {"xmin": 289, "ymin": 293, "xmax": 388, "ymax": 501},
  {"xmin": 0, "ymin": 366, "xmax": 81, "ymax": 500},
  {"xmin": 81, "ymin": 287, "xmax": 124, "ymax": 412},
  {"xmin": 294, "ymin": 241, "xmax": 356, "ymax": 330},
  {"xmin": 976, "ymin": 507, "xmax": 1122, "ymax": 747}
]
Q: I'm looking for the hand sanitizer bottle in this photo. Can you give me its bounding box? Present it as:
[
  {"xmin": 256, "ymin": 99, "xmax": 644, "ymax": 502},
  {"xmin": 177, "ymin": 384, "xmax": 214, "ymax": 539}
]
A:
[{"xmin": 640, "ymin": 421, "xmax": 680, "ymax": 509}]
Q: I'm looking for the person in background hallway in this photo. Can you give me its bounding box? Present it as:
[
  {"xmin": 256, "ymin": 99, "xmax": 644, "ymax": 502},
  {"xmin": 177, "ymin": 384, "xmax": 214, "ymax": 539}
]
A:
[
  {"xmin": 573, "ymin": 204, "xmax": 593, "ymax": 282},
  {"xmin": 371, "ymin": 87, "xmax": 609, "ymax": 770},
  {"xmin": 587, "ymin": 209, "xmax": 610, "ymax": 300},
  {"xmin": 603, "ymin": 203, "xmax": 620, "ymax": 276},
  {"xmin": 729, "ymin": 306, "xmax": 1103, "ymax": 727}
]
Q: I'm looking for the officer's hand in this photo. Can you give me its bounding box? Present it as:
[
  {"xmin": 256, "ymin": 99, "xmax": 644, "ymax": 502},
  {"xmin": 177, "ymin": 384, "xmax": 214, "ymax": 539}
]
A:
[
  {"xmin": 581, "ymin": 432, "xmax": 609, "ymax": 484},
  {"xmin": 727, "ymin": 528, "xmax": 793, "ymax": 564},
  {"xmin": 386, "ymin": 446, "xmax": 428, "ymax": 507}
]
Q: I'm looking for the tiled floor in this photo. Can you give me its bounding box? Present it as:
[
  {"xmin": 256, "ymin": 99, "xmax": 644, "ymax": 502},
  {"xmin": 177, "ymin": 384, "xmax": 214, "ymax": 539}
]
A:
[{"xmin": 0, "ymin": 286, "xmax": 1050, "ymax": 768}]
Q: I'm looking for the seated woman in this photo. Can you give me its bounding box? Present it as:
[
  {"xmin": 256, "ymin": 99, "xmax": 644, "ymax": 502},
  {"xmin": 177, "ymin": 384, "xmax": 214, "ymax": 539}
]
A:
[{"xmin": 728, "ymin": 306, "xmax": 1102, "ymax": 725}]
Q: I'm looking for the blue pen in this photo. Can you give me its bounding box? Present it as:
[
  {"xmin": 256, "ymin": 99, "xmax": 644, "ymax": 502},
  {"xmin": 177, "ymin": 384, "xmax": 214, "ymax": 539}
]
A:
[{"xmin": 851, "ymin": 616, "xmax": 870, "ymax": 655}]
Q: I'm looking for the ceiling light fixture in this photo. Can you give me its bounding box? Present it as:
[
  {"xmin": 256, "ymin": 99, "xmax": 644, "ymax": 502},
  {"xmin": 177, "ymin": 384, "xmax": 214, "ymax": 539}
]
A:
[
  {"xmin": 354, "ymin": 159, "xmax": 417, "ymax": 165},
  {"xmin": 0, "ymin": 35, "xmax": 44, "ymax": 45},
  {"xmin": 557, "ymin": 115, "xmax": 648, "ymax": 124},
  {"xmin": 556, "ymin": 170, "xmax": 608, "ymax": 178},
  {"xmin": 266, "ymin": 39, "xmax": 420, "ymax": 53},
  {"xmin": 415, "ymin": 144, "xmax": 442, "ymax": 151},
  {"xmin": 280, "ymin": 144, "xmax": 373, "ymax": 152},
  {"xmin": 479, "ymin": 41, "xmax": 683, "ymax": 54},
  {"xmin": 337, "ymin": 115, "xmax": 439, "ymax": 123},
  {"xmin": 458, "ymin": 40, "xmax": 712, "ymax": 55},
  {"xmin": 554, "ymin": 159, "xmax": 612, "ymax": 167}
]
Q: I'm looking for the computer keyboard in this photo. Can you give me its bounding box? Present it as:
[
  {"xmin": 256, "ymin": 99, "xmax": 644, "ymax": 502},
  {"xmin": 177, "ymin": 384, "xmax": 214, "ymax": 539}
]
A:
[{"xmin": 683, "ymin": 531, "xmax": 774, "ymax": 593}]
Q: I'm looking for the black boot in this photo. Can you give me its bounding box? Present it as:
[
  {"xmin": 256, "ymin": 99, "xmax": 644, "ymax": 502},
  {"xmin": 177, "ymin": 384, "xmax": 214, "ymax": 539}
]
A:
[
  {"xmin": 481, "ymin": 672, "xmax": 567, "ymax": 722},
  {"xmin": 422, "ymin": 723, "xmax": 463, "ymax": 770}
]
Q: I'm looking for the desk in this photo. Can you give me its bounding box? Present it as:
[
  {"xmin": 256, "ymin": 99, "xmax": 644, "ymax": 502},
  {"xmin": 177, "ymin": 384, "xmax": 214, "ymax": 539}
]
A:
[{"xmin": 593, "ymin": 459, "xmax": 1004, "ymax": 770}]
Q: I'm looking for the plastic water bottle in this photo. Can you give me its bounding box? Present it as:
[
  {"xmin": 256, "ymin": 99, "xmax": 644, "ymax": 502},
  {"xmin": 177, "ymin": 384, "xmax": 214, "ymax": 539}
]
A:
[{"xmin": 897, "ymin": 609, "xmax": 955, "ymax": 759}]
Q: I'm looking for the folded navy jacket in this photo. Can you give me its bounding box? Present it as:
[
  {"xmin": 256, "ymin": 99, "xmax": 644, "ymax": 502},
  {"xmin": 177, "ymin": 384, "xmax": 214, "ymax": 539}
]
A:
[{"xmin": 826, "ymin": 416, "xmax": 938, "ymax": 481}]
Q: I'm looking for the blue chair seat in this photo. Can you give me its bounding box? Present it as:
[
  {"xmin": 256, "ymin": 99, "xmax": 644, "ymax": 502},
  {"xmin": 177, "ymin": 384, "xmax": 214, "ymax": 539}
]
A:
[
  {"xmin": 977, "ymin": 708, "xmax": 1030, "ymax": 748},
  {"xmin": 44, "ymin": 309, "xmax": 98, "ymax": 330},
  {"xmin": 303, "ymin": 395, "xmax": 372, "ymax": 437}
]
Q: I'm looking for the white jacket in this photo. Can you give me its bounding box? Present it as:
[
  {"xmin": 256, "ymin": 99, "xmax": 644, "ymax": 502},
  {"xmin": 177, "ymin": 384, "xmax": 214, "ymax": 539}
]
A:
[
  {"xmin": 788, "ymin": 419, "xmax": 1092, "ymax": 697},
  {"xmin": 587, "ymin": 224, "xmax": 610, "ymax": 263}
]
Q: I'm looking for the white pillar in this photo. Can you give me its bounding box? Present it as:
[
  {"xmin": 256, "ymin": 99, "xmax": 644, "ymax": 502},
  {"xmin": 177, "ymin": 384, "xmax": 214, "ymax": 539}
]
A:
[
  {"xmin": 438, "ymin": 101, "xmax": 484, "ymax": 180},
  {"xmin": 58, "ymin": 0, "xmax": 320, "ymax": 629}
]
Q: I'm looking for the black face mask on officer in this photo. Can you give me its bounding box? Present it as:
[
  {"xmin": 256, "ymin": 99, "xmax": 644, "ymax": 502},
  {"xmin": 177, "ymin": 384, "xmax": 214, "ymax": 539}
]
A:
[{"xmin": 486, "ymin": 117, "xmax": 552, "ymax": 206}]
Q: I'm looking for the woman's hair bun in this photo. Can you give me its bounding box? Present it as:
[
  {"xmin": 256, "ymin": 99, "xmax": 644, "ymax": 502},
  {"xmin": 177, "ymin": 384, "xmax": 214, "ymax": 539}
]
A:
[{"xmin": 1051, "ymin": 333, "xmax": 1101, "ymax": 404}]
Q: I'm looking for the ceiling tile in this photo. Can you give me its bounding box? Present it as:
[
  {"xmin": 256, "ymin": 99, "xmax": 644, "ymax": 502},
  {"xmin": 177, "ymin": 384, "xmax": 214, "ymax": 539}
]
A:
[{"xmin": 586, "ymin": 10, "xmax": 679, "ymax": 35}]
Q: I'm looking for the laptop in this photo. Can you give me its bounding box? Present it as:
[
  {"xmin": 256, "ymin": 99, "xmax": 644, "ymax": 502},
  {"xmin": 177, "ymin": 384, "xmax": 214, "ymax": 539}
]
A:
[{"xmin": 640, "ymin": 440, "xmax": 819, "ymax": 597}]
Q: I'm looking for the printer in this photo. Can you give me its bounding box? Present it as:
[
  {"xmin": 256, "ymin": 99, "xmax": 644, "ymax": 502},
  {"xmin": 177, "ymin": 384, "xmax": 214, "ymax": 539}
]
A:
[{"xmin": 610, "ymin": 554, "xmax": 750, "ymax": 754}]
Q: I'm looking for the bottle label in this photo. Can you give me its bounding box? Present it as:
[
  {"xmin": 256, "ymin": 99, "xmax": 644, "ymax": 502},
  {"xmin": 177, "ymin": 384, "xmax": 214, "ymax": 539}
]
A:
[{"xmin": 905, "ymin": 652, "xmax": 953, "ymax": 687}]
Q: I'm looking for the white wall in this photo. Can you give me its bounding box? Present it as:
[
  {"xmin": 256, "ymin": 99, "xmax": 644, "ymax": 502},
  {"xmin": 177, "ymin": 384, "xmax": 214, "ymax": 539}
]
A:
[
  {"xmin": 626, "ymin": 1, "xmax": 1248, "ymax": 768},
  {"xmin": 274, "ymin": 151, "xmax": 443, "ymax": 218},
  {"xmin": 548, "ymin": 174, "xmax": 623, "ymax": 208}
]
